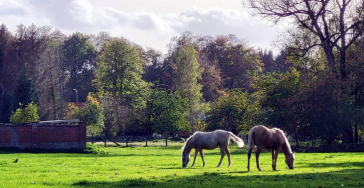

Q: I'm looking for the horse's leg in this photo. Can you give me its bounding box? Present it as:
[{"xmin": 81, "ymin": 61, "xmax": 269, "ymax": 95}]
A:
[
  {"xmin": 225, "ymin": 147, "xmax": 231, "ymax": 167},
  {"xmin": 272, "ymin": 149, "xmax": 277, "ymax": 170},
  {"xmin": 199, "ymin": 149, "xmax": 206, "ymax": 167},
  {"xmin": 191, "ymin": 149, "xmax": 198, "ymax": 167},
  {"xmin": 247, "ymin": 148, "xmax": 253, "ymax": 171},
  {"xmin": 217, "ymin": 147, "xmax": 225, "ymax": 167},
  {"xmin": 256, "ymin": 147, "xmax": 263, "ymax": 171},
  {"xmin": 273, "ymin": 147, "xmax": 281, "ymax": 171}
]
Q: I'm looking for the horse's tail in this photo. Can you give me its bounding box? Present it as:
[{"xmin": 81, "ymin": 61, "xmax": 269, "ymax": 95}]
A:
[
  {"xmin": 228, "ymin": 132, "xmax": 244, "ymax": 148},
  {"xmin": 248, "ymin": 127, "xmax": 255, "ymax": 151}
]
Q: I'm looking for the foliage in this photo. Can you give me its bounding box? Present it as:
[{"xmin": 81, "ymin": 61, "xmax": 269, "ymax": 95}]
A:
[
  {"xmin": 78, "ymin": 95, "xmax": 105, "ymax": 136},
  {"xmin": 0, "ymin": 91, "xmax": 12, "ymax": 123},
  {"xmin": 252, "ymin": 69, "xmax": 303, "ymax": 144},
  {"xmin": 147, "ymin": 89, "xmax": 189, "ymax": 136},
  {"xmin": 94, "ymin": 37, "xmax": 151, "ymax": 109},
  {"xmin": 63, "ymin": 102, "xmax": 80, "ymax": 120},
  {"xmin": 244, "ymin": 0, "xmax": 364, "ymax": 78},
  {"xmin": 94, "ymin": 37, "xmax": 151, "ymax": 136},
  {"xmin": 202, "ymin": 35, "xmax": 262, "ymax": 91},
  {"xmin": 9, "ymin": 102, "xmax": 39, "ymax": 124},
  {"xmin": 84, "ymin": 143, "xmax": 107, "ymax": 155},
  {"xmin": 12, "ymin": 69, "xmax": 38, "ymax": 112},
  {"xmin": 62, "ymin": 33, "xmax": 97, "ymax": 102},
  {"xmin": 169, "ymin": 34, "xmax": 205, "ymax": 131},
  {"xmin": 206, "ymin": 89, "xmax": 261, "ymax": 134}
]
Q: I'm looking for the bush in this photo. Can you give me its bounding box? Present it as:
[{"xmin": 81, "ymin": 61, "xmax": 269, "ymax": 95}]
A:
[
  {"xmin": 85, "ymin": 143, "xmax": 108, "ymax": 155},
  {"xmin": 9, "ymin": 102, "xmax": 39, "ymax": 124}
]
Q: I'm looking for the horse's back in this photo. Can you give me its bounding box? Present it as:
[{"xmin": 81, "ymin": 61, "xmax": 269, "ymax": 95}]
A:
[
  {"xmin": 249, "ymin": 125, "xmax": 284, "ymax": 149},
  {"xmin": 193, "ymin": 130, "xmax": 230, "ymax": 150}
]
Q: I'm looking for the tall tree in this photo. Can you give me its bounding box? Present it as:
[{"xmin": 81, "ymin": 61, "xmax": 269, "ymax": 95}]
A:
[
  {"xmin": 169, "ymin": 34, "xmax": 204, "ymax": 131},
  {"xmin": 146, "ymin": 89, "xmax": 189, "ymax": 146},
  {"xmin": 62, "ymin": 33, "xmax": 97, "ymax": 102},
  {"xmin": 244, "ymin": 0, "xmax": 364, "ymax": 79},
  {"xmin": 12, "ymin": 69, "xmax": 38, "ymax": 111},
  {"xmin": 36, "ymin": 31, "xmax": 66, "ymax": 120},
  {"xmin": 202, "ymin": 35, "xmax": 262, "ymax": 92},
  {"xmin": 94, "ymin": 37, "xmax": 151, "ymax": 135}
]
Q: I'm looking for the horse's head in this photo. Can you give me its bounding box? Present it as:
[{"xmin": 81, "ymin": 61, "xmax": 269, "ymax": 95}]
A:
[
  {"xmin": 181, "ymin": 152, "xmax": 190, "ymax": 168},
  {"xmin": 285, "ymin": 152, "xmax": 295, "ymax": 169}
]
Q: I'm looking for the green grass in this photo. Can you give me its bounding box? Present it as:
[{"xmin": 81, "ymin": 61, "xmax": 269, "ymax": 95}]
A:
[{"xmin": 1, "ymin": 142, "xmax": 364, "ymax": 188}]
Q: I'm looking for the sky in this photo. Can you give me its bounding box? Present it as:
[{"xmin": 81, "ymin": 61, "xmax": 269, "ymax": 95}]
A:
[{"xmin": 0, "ymin": 0, "xmax": 283, "ymax": 54}]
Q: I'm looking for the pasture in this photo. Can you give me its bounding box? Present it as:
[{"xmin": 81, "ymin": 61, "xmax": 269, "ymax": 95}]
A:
[{"xmin": 0, "ymin": 142, "xmax": 363, "ymax": 188}]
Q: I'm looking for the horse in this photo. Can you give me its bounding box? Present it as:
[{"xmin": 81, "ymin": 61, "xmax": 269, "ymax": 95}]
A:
[
  {"xmin": 181, "ymin": 130, "xmax": 245, "ymax": 168},
  {"xmin": 247, "ymin": 125, "xmax": 295, "ymax": 171}
]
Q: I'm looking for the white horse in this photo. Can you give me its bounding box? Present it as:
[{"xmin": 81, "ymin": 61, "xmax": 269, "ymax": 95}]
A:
[{"xmin": 181, "ymin": 130, "xmax": 245, "ymax": 168}]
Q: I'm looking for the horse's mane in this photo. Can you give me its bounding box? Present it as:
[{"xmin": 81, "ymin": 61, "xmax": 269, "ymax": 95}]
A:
[
  {"xmin": 181, "ymin": 131, "xmax": 201, "ymax": 152},
  {"xmin": 273, "ymin": 128, "xmax": 294, "ymax": 156}
]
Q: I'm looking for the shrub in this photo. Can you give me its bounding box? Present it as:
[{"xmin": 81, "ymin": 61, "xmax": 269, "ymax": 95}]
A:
[
  {"xmin": 84, "ymin": 143, "xmax": 108, "ymax": 155},
  {"xmin": 9, "ymin": 102, "xmax": 39, "ymax": 124}
]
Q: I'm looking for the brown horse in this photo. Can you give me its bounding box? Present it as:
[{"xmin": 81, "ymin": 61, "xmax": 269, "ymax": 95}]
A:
[
  {"xmin": 247, "ymin": 125, "xmax": 295, "ymax": 171},
  {"xmin": 181, "ymin": 130, "xmax": 245, "ymax": 168}
]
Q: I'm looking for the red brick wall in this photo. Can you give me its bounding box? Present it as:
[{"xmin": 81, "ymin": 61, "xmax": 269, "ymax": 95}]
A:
[{"xmin": 0, "ymin": 122, "xmax": 86, "ymax": 151}]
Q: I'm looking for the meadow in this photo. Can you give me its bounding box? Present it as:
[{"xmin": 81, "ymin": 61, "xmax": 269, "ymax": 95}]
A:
[{"xmin": 0, "ymin": 141, "xmax": 364, "ymax": 188}]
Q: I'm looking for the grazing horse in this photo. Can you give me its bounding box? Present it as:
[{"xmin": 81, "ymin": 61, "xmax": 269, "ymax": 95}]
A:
[
  {"xmin": 181, "ymin": 130, "xmax": 245, "ymax": 168},
  {"xmin": 247, "ymin": 125, "xmax": 295, "ymax": 171}
]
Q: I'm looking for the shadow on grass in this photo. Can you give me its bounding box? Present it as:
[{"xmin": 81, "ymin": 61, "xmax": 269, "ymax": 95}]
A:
[
  {"xmin": 301, "ymin": 162, "xmax": 364, "ymax": 168},
  {"xmin": 71, "ymin": 169, "xmax": 364, "ymax": 188}
]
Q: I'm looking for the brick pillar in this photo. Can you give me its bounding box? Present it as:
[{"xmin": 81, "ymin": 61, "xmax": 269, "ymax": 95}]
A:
[
  {"xmin": 79, "ymin": 122, "xmax": 87, "ymax": 150},
  {"xmin": 31, "ymin": 122, "xmax": 39, "ymax": 149}
]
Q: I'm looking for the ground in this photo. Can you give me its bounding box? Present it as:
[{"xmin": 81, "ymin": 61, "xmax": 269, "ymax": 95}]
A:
[{"xmin": 0, "ymin": 141, "xmax": 363, "ymax": 188}]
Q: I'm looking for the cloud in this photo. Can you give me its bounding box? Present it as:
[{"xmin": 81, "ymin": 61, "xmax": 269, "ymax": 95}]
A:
[
  {"xmin": 0, "ymin": 0, "xmax": 280, "ymax": 53},
  {"xmin": 0, "ymin": 0, "xmax": 28, "ymax": 16}
]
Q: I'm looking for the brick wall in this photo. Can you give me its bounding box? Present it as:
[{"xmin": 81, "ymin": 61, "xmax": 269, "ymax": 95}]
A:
[{"xmin": 0, "ymin": 121, "xmax": 86, "ymax": 151}]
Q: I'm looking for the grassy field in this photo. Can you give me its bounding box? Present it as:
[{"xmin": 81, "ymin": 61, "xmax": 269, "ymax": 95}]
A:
[{"xmin": 0, "ymin": 141, "xmax": 364, "ymax": 188}]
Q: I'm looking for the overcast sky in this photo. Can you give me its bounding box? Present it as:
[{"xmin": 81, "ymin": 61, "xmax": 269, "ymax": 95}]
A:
[{"xmin": 0, "ymin": 0, "xmax": 283, "ymax": 54}]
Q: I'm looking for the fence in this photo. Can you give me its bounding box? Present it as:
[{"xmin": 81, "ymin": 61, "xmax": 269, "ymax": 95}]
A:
[{"xmin": 0, "ymin": 120, "xmax": 86, "ymax": 151}]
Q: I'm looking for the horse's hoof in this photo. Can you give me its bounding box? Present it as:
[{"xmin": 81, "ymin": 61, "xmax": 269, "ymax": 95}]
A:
[{"xmin": 259, "ymin": 169, "xmax": 263, "ymax": 171}]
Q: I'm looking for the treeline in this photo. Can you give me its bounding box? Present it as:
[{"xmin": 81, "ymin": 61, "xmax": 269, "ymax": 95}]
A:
[{"xmin": 1, "ymin": 22, "xmax": 364, "ymax": 148}]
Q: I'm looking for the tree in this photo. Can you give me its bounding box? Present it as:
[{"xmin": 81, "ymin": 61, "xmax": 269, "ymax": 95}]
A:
[
  {"xmin": 77, "ymin": 95, "xmax": 105, "ymax": 144},
  {"xmin": 252, "ymin": 69, "xmax": 303, "ymax": 146},
  {"xmin": 202, "ymin": 35, "xmax": 262, "ymax": 92},
  {"xmin": 205, "ymin": 89, "xmax": 261, "ymax": 135},
  {"xmin": 94, "ymin": 37, "xmax": 151, "ymax": 135},
  {"xmin": 36, "ymin": 31, "xmax": 66, "ymax": 120},
  {"xmin": 0, "ymin": 91, "xmax": 12, "ymax": 123},
  {"xmin": 9, "ymin": 102, "xmax": 39, "ymax": 124},
  {"xmin": 147, "ymin": 89, "xmax": 189, "ymax": 146},
  {"xmin": 244, "ymin": 0, "xmax": 364, "ymax": 78},
  {"xmin": 62, "ymin": 33, "xmax": 97, "ymax": 102},
  {"xmin": 0, "ymin": 24, "xmax": 11, "ymax": 93},
  {"xmin": 168, "ymin": 34, "xmax": 205, "ymax": 131},
  {"xmin": 12, "ymin": 69, "xmax": 38, "ymax": 112},
  {"xmin": 244, "ymin": 0, "xmax": 364, "ymax": 144}
]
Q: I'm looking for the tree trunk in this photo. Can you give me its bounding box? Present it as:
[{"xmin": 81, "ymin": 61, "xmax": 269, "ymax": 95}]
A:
[
  {"xmin": 354, "ymin": 124, "xmax": 359, "ymax": 143},
  {"xmin": 165, "ymin": 137, "xmax": 168, "ymax": 147},
  {"xmin": 293, "ymin": 126, "xmax": 299, "ymax": 148},
  {"xmin": 92, "ymin": 133, "xmax": 94, "ymax": 144},
  {"xmin": 342, "ymin": 126, "xmax": 353, "ymax": 144},
  {"xmin": 145, "ymin": 135, "xmax": 148, "ymax": 147}
]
